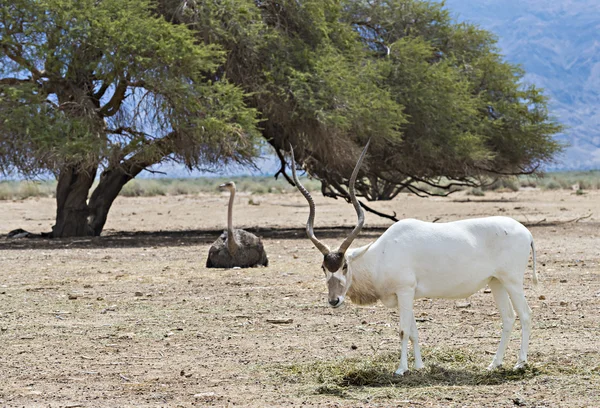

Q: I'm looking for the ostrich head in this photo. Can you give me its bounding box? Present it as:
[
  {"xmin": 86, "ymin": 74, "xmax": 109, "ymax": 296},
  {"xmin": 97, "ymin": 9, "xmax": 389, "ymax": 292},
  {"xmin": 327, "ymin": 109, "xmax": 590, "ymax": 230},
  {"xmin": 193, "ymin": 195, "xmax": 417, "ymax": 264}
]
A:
[{"xmin": 219, "ymin": 181, "xmax": 236, "ymax": 192}]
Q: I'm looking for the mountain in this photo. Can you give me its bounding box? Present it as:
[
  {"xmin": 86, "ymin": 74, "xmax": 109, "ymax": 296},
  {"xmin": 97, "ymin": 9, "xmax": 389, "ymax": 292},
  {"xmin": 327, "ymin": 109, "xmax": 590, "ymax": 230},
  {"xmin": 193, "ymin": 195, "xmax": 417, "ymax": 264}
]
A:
[{"xmin": 444, "ymin": 0, "xmax": 600, "ymax": 170}]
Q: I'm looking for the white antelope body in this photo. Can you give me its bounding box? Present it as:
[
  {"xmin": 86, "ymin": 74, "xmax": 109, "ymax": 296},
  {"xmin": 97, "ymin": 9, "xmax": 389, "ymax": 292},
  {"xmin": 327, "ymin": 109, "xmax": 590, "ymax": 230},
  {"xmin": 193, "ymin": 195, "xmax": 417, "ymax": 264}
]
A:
[{"xmin": 291, "ymin": 141, "xmax": 537, "ymax": 376}]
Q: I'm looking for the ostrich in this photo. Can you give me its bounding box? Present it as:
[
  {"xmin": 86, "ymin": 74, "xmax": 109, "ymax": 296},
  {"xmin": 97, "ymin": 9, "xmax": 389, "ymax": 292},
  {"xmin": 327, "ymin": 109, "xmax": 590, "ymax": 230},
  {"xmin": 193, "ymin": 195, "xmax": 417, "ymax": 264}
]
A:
[{"xmin": 206, "ymin": 181, "xmax": 268, "ymax": 268}]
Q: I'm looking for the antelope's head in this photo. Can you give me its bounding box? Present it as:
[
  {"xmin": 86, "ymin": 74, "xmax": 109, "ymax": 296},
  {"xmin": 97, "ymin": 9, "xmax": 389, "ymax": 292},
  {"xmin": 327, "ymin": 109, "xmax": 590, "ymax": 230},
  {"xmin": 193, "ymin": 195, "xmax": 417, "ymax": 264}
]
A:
[{"xmin": 290, "ymin": 141, "xmax": 370, "ymax": 308}]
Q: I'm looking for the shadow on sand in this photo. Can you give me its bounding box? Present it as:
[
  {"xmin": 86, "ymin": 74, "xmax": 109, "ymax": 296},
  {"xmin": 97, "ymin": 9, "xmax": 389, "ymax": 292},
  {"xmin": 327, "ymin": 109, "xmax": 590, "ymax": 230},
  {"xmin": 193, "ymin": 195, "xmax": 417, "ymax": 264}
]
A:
[
  {"xmin": 334, "ymin": 364, "xmax": 540, "ymax": 389},
  {"xmin": 0, "ymin": 226, "xmax": 390, "ymax": 251},
  {"xmin": 2, "ymin": 219, "xmax": 595, "ymax": 251}
]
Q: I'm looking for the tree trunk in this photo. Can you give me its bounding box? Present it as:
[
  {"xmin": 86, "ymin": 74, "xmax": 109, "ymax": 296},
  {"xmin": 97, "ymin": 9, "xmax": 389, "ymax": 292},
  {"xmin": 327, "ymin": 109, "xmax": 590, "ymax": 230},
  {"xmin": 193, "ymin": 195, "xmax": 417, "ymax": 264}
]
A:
[
  {"xmin": 51, "ymin": 165, "xmax": 97, "ymax": 238},
  {"xmin": 52, "ymin": 133, "xmax": 176, "ymax": 237},
  {"xmin": 87, "ymin": 133, "xmax": 176, "ymax": 236},
  {"xmin": 87, "ymin": 167, "xmax": 136, "ymax": 236}
]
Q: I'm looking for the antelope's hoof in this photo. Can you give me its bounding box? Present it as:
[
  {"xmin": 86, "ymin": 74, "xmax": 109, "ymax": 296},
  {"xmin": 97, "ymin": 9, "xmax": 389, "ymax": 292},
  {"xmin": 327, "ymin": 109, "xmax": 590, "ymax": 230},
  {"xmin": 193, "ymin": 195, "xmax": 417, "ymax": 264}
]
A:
[
  {"xmin": 393, "ymin": 368, "xmax": 409, "ymax": 377},
  {"xmin": 514, "ymin": 361, "xmax": 527, "ymax": 370}
]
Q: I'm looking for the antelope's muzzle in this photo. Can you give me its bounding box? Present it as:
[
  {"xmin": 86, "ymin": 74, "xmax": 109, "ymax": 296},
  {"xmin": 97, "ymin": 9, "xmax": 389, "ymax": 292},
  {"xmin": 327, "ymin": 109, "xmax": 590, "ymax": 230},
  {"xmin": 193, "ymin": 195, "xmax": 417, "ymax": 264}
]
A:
[{"xmin": 328, "ymin": 296, "xmax": 344, "ymax": 308}]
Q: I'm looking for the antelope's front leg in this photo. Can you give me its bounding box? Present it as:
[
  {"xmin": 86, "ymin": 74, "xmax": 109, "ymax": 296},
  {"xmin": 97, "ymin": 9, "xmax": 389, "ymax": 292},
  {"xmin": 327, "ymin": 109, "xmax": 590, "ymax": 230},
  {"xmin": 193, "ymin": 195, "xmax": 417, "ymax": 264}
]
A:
[
  {"xmin": 411, "ymin": 316, "xmax": 424, "ymax": 370},
  {"xmin": 394, "ymin": 289, "xmax": 416, "ymax": 376}
]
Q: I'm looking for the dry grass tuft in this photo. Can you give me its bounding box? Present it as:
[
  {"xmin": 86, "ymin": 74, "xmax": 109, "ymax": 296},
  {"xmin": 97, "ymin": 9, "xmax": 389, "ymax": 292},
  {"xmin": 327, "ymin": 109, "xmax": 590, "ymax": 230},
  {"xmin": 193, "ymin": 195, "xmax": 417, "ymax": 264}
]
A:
[{"xmin": 280, "ymin": 348, "xmax": 544, "ymax": 398}]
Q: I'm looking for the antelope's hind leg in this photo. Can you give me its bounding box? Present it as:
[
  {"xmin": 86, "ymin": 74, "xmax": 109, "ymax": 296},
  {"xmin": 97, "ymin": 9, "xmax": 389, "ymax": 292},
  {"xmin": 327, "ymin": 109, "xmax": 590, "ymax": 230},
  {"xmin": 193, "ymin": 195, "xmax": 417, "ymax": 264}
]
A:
[
  {"xmin": 504, "ymin": 281, "xmax": 533, "ymax": 369},
  {"xmin": 487, "ymin": 278, "xmax": 516, "ymax": 370}
]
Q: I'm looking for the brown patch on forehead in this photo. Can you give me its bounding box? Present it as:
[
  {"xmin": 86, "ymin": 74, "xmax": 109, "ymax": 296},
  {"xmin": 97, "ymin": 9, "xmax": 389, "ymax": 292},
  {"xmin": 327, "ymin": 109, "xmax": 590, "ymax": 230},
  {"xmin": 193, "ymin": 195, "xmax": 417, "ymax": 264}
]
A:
[{"xmin": 323, "ymin": 252, "xmax": 345, "ymax": 272}]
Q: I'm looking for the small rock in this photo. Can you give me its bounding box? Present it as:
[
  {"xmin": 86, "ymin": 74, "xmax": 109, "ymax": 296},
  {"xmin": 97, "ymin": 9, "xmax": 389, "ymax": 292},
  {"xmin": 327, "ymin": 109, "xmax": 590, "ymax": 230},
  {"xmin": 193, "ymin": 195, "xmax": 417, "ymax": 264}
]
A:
[
  {"xmin": 484, "ymin": 288, "xmax": 492, "ymax": 293},
  {"xmin": 266, "ymin": 318, "xmax": 293, "ymax": 324},
  {"xmin": 538, "ymin": 295, "xmax": 546, "ymax": 300},
  {"xmin": 194, "ymin": 392, "xmax": 216, "ymax": 398},
  {"xmin": 97, "ymin": 296, "xmax": 104, "ymax": 301},
  {"xmin": 134, "ymin": 291, "xmax": 143, "ymax": 297},
  {"xmin": 559, "ymin": 301, "xmax": 568, "ymax": 306},
  {"xmin": 68, "ymin": 294, "xmax": 78, "ymax": 300},
  {"xmin": 350, "ymin": 344, "xmax": 358, "ymax": 350},
  {"xmin": 512, "ymin": 397, "xmax": 526, "ymax": 406},
  {"xmin": 1, "ymin": 327, "xmax": 7, "ymax": 332},
  {"xmin": 456, "ymin": 301, "xmax": 471, "ymax": 308},
  {"xmin": 100, "ymin": 305, "xmax": 117, "ymax": 314},
  {"xmin": 559, "ymin": 279, "xmax": 567, "ymax": 283}
]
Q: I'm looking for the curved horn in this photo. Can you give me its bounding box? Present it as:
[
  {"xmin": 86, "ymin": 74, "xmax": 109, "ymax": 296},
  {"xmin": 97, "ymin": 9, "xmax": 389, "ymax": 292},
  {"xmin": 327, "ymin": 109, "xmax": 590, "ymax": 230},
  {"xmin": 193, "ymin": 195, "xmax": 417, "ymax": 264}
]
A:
[
  {"xmin": 290, "ymin": 145, "xmax": 331, "ymax": 255},
  {"xmin": 337, "ymin": 139, "xmax": 370, "ymax": 254}
]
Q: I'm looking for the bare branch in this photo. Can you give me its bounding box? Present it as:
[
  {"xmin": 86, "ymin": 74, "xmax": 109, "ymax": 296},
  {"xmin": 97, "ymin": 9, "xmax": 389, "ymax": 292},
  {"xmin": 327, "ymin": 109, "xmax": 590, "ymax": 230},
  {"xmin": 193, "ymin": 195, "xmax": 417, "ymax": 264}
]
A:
[
  {"xmin": 106, "ymin": 126, "xmax": 147, "ymax": 137},
  {"xmin": 273, "ymin": 147, "xmax": 295, "ymax": 186},
  {"xmin": 142, "ymin": 168, "xmax": 167, "ymax": 175},
  {"xmin": 92, "ymin": 82, "xmax": 110, "ymax": 101},
  {"xmin": 1, "ymin": 44, "xmax": 45, "ymax": 80},
  {"xmin": 97, "ymin": 80, "xmax": 128, "ymax": 117},
  {"xmin": 0, "ymin": 77, "xmax": 33, "ymax": 85},
  {"xmin": 474, "ymin": 163, "xmax": 541, "ymax": 176},
  {"xmin": 358, "ymin": 200, "xmax": 398, "ymax": 222}
]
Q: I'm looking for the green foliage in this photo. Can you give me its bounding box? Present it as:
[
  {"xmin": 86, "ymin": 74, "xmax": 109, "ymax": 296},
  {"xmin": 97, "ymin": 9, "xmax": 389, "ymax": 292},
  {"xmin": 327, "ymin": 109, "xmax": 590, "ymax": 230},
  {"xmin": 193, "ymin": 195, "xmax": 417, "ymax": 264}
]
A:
[
  {"xmin": 159, "ymin": 0, "xmax": 561, "ymax": 202},
  {"xmin": 0, "ymin": 0, "xmax": 260, "ymax": 176},
  {"xmin": 1, "ymin": 0, "xmax": 565, "ymax": 232}
]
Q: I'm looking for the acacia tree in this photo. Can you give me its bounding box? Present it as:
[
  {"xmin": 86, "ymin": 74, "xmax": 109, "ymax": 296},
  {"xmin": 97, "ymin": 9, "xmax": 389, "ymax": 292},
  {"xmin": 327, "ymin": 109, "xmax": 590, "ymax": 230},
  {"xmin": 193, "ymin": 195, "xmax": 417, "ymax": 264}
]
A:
[
  {"xmin": 163, "ymin": 0, "xmax": 562, "ymax": 220},
  {"xmin": 2, "ymin": 0, "xmax": 563, "ymax": 235},
  {"xmin": 0, "ymin": 0, "xmax": 259, "ymax": 237}
]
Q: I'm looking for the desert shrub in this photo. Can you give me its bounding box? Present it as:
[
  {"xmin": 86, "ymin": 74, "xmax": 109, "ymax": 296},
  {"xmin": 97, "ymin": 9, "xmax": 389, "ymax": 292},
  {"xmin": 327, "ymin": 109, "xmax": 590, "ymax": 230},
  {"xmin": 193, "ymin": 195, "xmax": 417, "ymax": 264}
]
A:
[
  {"xmin": 18, "ymin": 181, "xmax": 41, "ymax": 198},
  {"xmin": 543, "ymin": 180, "xmax": 561, "ymax": 190},
  {"xmin": 0, "ymin": 183, "xmax": 14, "ymax": 200},
  {"xmin": 484, "ymin": 177, "xmax": 519, "ymax": 192},
  {"xmin": 467, "ymin": 188, "xmax": 485, "ymax": 196}
]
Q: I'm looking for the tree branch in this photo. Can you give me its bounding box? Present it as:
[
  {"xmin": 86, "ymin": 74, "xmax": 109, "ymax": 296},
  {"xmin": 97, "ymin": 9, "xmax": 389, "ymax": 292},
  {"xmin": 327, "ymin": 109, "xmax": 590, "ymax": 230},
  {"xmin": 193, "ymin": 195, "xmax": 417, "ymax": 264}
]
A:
[
  {"xmin": 97, "ymin": 80, "xmax": 128, "ymax": 117},
  {"xmin": 0, "ymin": 77, "xmax": 34, "ymax": 85},
  {"xmin": 273, "ymin": 147, "xmax": 295, "ymax": 186},
  {"xmin": 358, "ymin": 200, "xmax": 398, "ymax": 222},
  {"xmin": 1, "ymin": 44, "xmax": 45, "ymax": 81},
  {"xmin": 474, "ymin": 163, "xmax": 541, "ymax": 176},
  {"xmin": 92, "ymin": 82, "xmax": 110, "ymax": 101}
]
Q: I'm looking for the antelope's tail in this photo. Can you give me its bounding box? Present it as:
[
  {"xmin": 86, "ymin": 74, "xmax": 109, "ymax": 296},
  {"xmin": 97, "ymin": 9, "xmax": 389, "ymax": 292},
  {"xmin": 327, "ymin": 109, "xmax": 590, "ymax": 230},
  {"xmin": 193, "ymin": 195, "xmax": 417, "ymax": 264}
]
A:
[{"xmin": 531, "ymin": 238, "xmax": 538, "ymax": 286}]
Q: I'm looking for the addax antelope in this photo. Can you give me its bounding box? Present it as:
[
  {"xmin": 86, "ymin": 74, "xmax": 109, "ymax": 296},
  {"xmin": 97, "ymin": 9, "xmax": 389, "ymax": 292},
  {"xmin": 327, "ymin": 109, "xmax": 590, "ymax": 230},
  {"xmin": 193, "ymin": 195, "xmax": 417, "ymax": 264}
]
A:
[{"xmin": 291, "ymin": 141, "xmax": 537, "ymax": 375}]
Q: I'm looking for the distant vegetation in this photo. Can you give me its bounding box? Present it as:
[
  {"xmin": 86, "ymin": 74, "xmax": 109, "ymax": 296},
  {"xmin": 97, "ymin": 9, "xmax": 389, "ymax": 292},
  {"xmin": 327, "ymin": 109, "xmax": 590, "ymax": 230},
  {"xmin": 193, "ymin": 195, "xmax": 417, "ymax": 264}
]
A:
[
  {"xmin": 0, "ymin": 177, "xmax": 321, "ymax": 200},
  {"xmin": 1, "ymin": 172, "xmax": 598, "ymax": 201}
]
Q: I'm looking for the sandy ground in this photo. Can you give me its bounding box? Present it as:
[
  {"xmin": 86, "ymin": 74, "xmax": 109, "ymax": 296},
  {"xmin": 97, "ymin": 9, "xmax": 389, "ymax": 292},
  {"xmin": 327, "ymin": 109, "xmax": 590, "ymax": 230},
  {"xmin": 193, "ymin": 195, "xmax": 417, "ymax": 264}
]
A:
[{"xmin": 0, "ymin": 188, "xmax": 599, "ymax": 407}]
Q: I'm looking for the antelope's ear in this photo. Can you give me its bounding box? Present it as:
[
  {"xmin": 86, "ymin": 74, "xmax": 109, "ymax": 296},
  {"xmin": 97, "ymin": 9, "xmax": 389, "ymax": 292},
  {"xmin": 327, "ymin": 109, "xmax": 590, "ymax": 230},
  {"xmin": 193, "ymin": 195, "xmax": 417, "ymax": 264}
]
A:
[
  {"xmin": 346, "ymin": 242, "xmax": 374, "ymax": 262},
  {"xmin": 342, "ymin": 263, "xmax": 348, "ymax": 275}
]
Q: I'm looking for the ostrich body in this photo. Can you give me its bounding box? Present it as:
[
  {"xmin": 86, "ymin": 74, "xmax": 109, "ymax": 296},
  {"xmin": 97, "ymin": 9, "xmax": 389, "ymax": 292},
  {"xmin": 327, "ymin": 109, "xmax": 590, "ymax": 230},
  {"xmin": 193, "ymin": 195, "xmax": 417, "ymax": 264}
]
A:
[{"xmin": 206, "ymin": 182, "xmax": 268, "ymax": 268}]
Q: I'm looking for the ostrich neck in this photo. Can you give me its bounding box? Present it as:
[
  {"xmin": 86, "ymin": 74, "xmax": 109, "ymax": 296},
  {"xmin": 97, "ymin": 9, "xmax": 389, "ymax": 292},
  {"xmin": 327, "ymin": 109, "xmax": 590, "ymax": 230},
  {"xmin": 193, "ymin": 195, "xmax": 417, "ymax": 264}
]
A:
[{"xmin": 226, "ymin": 187, "xmax": 238, "ymax": 254}]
